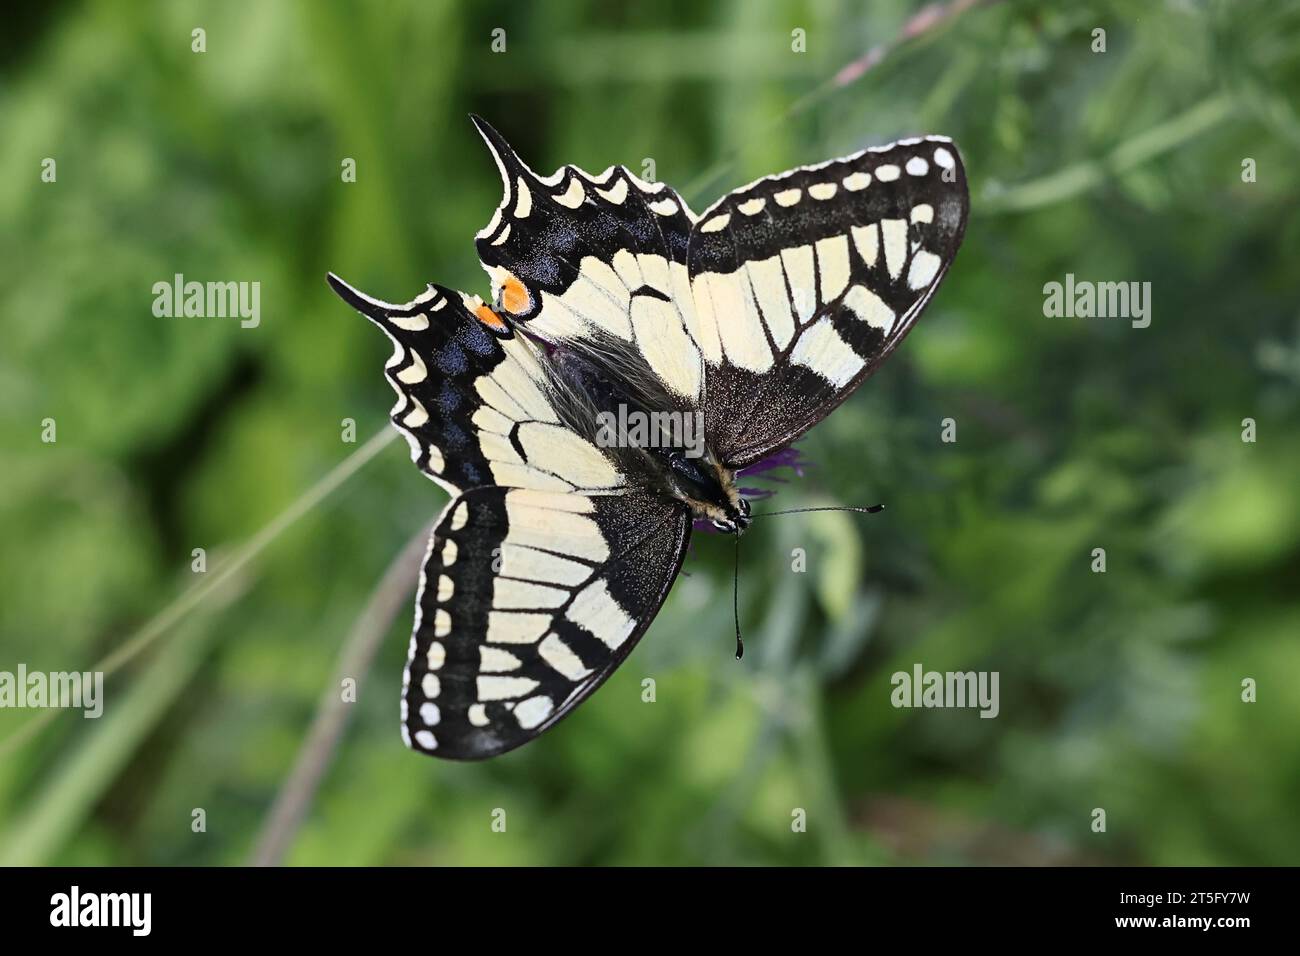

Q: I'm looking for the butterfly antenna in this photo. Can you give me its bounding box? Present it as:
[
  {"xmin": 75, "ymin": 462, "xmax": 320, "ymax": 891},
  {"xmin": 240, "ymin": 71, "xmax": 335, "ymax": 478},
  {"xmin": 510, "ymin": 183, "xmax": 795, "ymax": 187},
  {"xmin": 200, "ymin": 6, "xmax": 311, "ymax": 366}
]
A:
[
  {"xmin": 733, "ymin": 531, "xmax": 744, "ymax": 661},
  {"xmin": 751, "ymin": 504, "xmax": 885, "ymax": 519},
  {"xmin": 730, "ymin": 505, "xmax": 882, "ymax": 659}
]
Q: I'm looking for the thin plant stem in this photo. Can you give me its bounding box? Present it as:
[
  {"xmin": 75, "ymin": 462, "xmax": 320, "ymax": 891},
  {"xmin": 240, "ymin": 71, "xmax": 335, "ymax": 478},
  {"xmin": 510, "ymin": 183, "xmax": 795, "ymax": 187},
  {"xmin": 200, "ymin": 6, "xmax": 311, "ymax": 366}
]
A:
[
  {"xmin": 982, "ymin": 95, "xmax": 1235, "ymax": 213},
  {"xmin": 249, "ymin": 522, "xmax": 430, "ymax": 867},
  {"xmin": 682, "ymin": 0, "xmax": 991, "ymax": 202},
  {"xmin": 0, "ymin": 426, "xmax": 398, "ymax": 760}
]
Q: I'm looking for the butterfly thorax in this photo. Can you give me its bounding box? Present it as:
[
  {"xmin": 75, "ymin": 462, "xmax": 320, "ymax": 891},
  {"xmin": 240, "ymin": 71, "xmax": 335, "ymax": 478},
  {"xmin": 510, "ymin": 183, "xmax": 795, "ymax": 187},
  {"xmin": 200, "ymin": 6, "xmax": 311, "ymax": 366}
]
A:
[{"xmin": 546, "ymin": 341, "xmax": 751, "ymax": 534}]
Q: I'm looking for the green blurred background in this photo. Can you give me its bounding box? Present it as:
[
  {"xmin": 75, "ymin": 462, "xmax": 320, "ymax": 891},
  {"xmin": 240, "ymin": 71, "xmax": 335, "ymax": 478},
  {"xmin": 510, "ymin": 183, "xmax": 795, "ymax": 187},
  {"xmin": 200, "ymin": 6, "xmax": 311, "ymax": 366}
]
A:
[{"xmin": 2, "ymin": 0, "xmax": 1298, "ymax": 866}]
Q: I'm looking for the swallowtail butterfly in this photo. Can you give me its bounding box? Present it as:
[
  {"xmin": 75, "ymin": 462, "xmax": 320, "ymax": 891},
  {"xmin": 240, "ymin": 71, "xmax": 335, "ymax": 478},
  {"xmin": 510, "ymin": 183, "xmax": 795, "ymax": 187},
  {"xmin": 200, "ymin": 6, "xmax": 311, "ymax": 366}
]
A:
[{"xmin": 328, "ymin": 118, "xmax": 968, "ymax": 759}]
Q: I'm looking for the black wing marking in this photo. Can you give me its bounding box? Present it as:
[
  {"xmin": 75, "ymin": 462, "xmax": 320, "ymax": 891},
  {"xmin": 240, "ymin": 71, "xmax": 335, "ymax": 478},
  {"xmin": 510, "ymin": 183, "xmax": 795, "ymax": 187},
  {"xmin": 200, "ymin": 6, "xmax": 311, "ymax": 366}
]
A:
[
  {"xmin": 686, "ymin": 136, "xmax": 969, "ymax": 465},
  {"xmin": 402, "ymin": 486, "xmax": 689, "ymax": 760},
  {"xmin": 328, "ymin": 272, "xmax": 626, "ymax": 495}
]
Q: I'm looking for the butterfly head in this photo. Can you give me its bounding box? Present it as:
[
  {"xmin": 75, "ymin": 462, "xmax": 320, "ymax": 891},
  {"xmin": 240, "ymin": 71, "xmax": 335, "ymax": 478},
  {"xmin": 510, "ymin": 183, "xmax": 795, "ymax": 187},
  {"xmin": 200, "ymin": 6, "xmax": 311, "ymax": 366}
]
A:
[{"xmin": 662, "ymin": 449, "xmax": 751, "ymax": 535}]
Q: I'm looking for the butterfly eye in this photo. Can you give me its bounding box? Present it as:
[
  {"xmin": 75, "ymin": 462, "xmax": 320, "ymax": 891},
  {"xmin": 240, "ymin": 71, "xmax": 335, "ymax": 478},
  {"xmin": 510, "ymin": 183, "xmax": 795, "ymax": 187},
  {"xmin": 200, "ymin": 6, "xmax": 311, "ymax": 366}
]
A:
[{"xmin": 739, "ymin": 499, "xmax": 751, "ymax": 517}]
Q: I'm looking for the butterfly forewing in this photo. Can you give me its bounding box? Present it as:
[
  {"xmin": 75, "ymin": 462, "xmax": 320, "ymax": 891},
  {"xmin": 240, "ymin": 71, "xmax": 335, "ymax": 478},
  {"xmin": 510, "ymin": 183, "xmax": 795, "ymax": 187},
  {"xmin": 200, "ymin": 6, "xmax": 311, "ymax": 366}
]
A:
[{"xmin": 687, "ymin": 137, "xmax": 969, "ymax": 465}]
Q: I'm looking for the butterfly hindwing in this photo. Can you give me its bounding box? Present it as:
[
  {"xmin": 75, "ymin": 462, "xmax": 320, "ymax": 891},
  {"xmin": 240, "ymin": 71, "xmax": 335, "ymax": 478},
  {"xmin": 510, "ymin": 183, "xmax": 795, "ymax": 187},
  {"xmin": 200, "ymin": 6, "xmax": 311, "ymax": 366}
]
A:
[
  {"xmin": 471, "ymin": 117, "xmax": 708, "ymax": 406},
  {"xmin": 327, "ymin": 272, "xmax": 627, "ymax": 496},
  {"xmin": 403, "ymin": 487, "xmax": 689, "ymax": 759},
  {"xmin": 331, "ymin": 269, "xmax": 692, "ymax": 758},
  {"xmin": 686, "ymin": 137, "xmax": 969, "ymax": 465}
]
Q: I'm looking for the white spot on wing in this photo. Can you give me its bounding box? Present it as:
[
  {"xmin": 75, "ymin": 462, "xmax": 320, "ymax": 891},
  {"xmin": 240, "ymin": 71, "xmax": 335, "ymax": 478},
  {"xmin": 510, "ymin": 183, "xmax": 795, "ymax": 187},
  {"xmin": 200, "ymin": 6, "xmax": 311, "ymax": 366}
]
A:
[
  {"xmin": 478, "ymin": 206, "xmax": 502, "ymax": 241},
  {"xmin": 389, "ymin": 313, "xmax": 429, "ymax": 331},
  {"xmin": 493, "ymin": 578, "xmax": 569, "ymax": 610},
  {"xmin": 487, "ymin": 611, "xmax": 552, "ymax": 645},
  {"xmin": 539, "ymin": 633, "xmax": 593, "ymax": 681},
  {"xmin": 513, "ymin": 177, "xmax": 532, "ymax": 218},
  {"xmin": 515, "ymin": 695, "xmax": 554, "ymax": 729},
  {"xmin": 556, "ymin": 256, "xmax": 633, "ymax": 340},
  {"xmin": 842, "ymin": 283, "xmax": 894, "ymax": 332},
  {"xmin": 790, "ymin": 320, "xmax": 865, "ymax": 388},
  {"xmin": 700, "ymin": 270, "xmax": 773, "ymax": 372},
  {"xmin": 881, "ymin": 219, "xmax": 908, "ymax": 279},
  {"xmin": 632, "ymin": 295, "xmax": 703, "ymax": 400},
  {"xmin": 780, "ymin": 245, "xmax": 816, "ymax": 323},
  {"xmin": 851, "ymin": 224, "xmax": 879, "ymax": 268},
  {"xmin": 517, "ymin": 421, "xmax": 622, "ymax": 490},
  {"xmin": 477, "ymin": 675, "xmax": 539, "ymax": 701},
  {"xmin": 814, "ymin": 235, "xmax": 851, "ymax": 304},
  {"xmin": 843, "ymin": 285, "xmax": 896, "ymax": 332},
  {"xmin": 566, "ymin": 579, "xmax": 635, "ymax": 649},
  {"xmin": 402, "ymin": 399, "xmax": 429, "ymax": 428},
  {"xmin": 499, "ymin": 544, "xmax": 591, "ymax": 587},
  {"xmin": 611, "ymin": 248, "xmax": 643, "ymax": 290},
  {"xmin": 480, "ymin": 646, "xmax": 523, "ymax": 672},
  {"xmin": 595, "ymin": 178, "xmax": 628, "ymax": 204},
  {"xmin": 395, "ymin": 351, "xmax": 427, "ymax": 384},
  {"xmin": 554, "ymin": 177, "xmax": 585, "ymax": 208},
  {"xmin": 907, "ymin": 249, "xmax": 942, "ymax": 290},
  {"xmin": 745, "ymin": 255, "xmax": 795, "ymax": 349}
]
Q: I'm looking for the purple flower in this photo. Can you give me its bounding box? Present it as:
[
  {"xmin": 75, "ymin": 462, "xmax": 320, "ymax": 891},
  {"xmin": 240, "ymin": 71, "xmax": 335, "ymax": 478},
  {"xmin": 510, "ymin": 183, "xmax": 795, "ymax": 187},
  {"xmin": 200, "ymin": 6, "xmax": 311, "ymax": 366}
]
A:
[
  {"xmin": 738, "ymin": 445, "xmax": 808, "ymax": 481},
  {"xmin": 692, "ymin": 445, "xmax": 810, "ymax": 534}
]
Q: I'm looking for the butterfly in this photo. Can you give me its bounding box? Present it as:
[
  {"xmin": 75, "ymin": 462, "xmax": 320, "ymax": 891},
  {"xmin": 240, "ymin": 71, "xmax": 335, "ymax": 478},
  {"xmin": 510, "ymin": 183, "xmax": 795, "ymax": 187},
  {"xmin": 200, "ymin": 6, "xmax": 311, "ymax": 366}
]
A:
[{"xmin": 328, "ymin": 117, "xmax": 968, "ymax": 759}]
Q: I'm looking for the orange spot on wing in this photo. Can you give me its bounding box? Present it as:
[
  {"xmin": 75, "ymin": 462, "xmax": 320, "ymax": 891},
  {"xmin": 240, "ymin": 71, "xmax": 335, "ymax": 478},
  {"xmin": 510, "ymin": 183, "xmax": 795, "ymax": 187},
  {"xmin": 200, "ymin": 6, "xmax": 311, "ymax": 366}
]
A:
[
  {"xmin": 501, "ymin": 274, "xmax": 531, "ymax": 315},
  {"xmin": 475, "ymin": 304, "xmax": 508, "ymax": 331}
]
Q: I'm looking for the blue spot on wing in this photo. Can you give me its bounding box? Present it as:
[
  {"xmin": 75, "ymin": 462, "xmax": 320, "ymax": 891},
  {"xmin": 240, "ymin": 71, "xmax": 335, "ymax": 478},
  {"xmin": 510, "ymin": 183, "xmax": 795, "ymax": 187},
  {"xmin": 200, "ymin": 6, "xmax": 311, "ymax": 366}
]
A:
[
  {"xmin": 436, "ymin": 380, "xmax": 461, "ymax": 414},
  {"xmin": 456, "ymin": 320, "xmax": 496, "ymax": 357},
  {"xmin": 441, "ymin": 421, "xmax": 468, "ymax": 452},
  {"xmin": 435, "ymin": 342, "xmax": 468, "ymax": 375}
]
